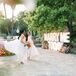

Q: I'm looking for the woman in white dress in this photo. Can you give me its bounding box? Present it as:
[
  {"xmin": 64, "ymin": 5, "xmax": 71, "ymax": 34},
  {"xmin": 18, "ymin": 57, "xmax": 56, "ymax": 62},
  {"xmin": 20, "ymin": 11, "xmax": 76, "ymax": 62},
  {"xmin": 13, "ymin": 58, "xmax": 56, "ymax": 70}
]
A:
[
  {"xmin": 4, "ymin": 30, "xmax": 39, "ymax": 64},
  {"xmin": 4, "ymin": 29, "xmax": 27, "ymax": 64},
  {"xmin": 15, "ymin": 30, "xmax": 28, "ymax": 63},
  {"xmin": 25, "ymin": 32, "xmax": 39, "ymax": 60}
]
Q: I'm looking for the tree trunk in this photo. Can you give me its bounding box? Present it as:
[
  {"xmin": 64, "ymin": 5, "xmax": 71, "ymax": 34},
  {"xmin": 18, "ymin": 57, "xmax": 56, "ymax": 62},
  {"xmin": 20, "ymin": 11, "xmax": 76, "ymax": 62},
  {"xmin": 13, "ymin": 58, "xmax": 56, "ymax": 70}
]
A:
[
  {"xmin": 67, "ymin": 19, "xmax": 73, "ymax": 37},
  {"xmin": 3, "ymin": 0, "xmax": 7, "ymax": 18}
]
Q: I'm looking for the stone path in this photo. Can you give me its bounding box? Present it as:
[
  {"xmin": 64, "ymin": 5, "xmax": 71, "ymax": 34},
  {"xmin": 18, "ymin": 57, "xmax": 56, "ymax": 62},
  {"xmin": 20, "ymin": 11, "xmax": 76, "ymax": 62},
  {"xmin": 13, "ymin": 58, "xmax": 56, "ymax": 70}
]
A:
[{"xmin": 0, "ymin": 48, "xmax": 76, "ymax": 76}]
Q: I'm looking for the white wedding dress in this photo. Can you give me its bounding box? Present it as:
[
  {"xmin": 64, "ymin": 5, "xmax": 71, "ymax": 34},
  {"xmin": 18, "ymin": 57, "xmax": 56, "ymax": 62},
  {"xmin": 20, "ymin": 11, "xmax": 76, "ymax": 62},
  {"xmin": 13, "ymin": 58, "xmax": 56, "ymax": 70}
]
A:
[
  {"xmin": 4, "ymin": 35, "xmax": 39, "ymax": 62},
  {"xmin": 4, "ymin": 37, "xmax": 28, "ymax": 63},
  {"xmin": 26, "ymin": 35, "xmax": 39, "ymax": 59}
]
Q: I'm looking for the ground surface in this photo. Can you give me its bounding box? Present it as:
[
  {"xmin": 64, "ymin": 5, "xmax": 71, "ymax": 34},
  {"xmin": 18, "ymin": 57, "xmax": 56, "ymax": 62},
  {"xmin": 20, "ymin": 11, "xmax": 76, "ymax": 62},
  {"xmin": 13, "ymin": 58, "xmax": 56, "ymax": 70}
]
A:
[{"xmin": 0, "ymin": 48, "xmax": 76, "ymax": 76}]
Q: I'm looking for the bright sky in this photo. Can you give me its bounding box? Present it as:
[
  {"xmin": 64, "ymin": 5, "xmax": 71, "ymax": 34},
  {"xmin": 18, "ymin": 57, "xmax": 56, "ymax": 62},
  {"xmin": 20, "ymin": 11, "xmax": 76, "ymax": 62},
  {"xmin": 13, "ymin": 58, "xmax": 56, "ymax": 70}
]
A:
[
  {"xmin": 0, "ymin": 0, "xmax": 35, "ymax": 19},
  {"xmin": 23, "ymin": 0, "xmax": 36, "ymax": 11}
]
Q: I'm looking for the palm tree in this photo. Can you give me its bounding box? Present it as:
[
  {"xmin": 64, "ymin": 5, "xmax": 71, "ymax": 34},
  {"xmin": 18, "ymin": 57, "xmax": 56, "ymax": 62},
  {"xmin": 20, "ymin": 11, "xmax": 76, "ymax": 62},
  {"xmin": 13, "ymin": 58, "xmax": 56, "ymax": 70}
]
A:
[
  {"xmin": 3, "ymin": 0, "xmax": 7, "ymax": 18},
  {"xmin": 3, "ymin": 0, "xmax": 23, "ymax": 35},
  {"xmin": 2, "ymin": 0, "xmax": 26, "ymax": 36}
]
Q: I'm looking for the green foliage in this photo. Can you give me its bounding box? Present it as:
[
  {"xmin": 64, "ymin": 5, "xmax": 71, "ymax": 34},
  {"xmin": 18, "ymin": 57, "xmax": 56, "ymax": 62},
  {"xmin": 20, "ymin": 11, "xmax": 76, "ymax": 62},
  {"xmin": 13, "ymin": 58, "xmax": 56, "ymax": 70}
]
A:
[
  {"xmin": 0, "ymin": 17, "xmax": 12, "ymax": 35},
  {"xmin": 15, "ymin": 0, "xmax": 22, "ymax": 4},
  {"xmin": 31, "ymin": 5, "xmax": 51, "ymax": 32},
  {"xmin": 37, "ymin": 0, "xmax": 75, "ymax": 8},
  {"xmin": 0, "ymin": 12, "xmax": 28, "ymax": 35},
  {"xmin": 13, "ymin": 12, "xmax": 28, "ymax": 32},
  {"xmin": 22, "ymin": 0, "xmax": 76, "ymax": 34},
  {"xmin": 71, "ymin": 22, "xmax": 76, "ymax": 47}
]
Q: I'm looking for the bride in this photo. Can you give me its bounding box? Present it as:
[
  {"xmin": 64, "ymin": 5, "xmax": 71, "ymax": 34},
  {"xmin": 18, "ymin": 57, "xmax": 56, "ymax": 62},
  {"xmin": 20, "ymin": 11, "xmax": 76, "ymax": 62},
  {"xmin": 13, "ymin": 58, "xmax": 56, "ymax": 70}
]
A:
[
  {"xmin": 4, "ymin": 29, "xmax": 28, "ymax": 64},
  {"xmin": 4, "ymin": 30, "xmax": 39, "ymax": 64}
]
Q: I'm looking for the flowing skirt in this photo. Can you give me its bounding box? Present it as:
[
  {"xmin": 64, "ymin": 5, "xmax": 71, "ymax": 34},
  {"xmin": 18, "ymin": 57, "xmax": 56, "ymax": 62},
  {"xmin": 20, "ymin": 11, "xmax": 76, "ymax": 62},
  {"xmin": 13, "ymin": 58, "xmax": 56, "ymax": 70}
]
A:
[
  {"xmin": 4, "ymin": 39, "xmax": 39, "ymax": 62},
  {"xmin": 26, "ymin": 44, "xmax": 39, "ymax": 59},
  {"xmin": 4, "ymin": 39, "xmax": 27, "ymax": 62}
]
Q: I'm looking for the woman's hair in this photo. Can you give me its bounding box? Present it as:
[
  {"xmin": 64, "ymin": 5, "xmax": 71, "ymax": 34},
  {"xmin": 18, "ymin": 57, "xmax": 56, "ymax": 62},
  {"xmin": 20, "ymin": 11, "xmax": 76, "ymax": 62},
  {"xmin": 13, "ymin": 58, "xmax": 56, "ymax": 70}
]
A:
[
  {"xmin": 25, "ymin": 32, "xmax": 28, "ymax": 41},
  {"xmin": 18, "ymin": 29, "xmax": 25, "ymax": 39}
]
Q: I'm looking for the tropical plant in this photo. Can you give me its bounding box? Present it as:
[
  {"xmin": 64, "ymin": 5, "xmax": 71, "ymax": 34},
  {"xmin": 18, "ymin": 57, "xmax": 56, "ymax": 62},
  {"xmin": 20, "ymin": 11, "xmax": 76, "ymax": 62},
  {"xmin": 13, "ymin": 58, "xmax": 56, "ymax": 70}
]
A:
[
  {"xmin": 0, "ymin": 18, "xmax": 12, "ymax": 35},
  {"xmin": 23, "ymin": 0, "xmax": 76, "ymax": 34},
  {"xmin": 13, "ymin": 12, "xmax": 28, "ymax": 33}
]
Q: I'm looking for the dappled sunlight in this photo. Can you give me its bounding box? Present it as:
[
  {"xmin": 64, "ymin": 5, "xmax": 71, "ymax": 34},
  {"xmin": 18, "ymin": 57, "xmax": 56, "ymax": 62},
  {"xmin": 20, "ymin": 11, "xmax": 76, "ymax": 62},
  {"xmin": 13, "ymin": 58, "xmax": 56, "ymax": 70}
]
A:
[{"xmin": 14, "ymin": 4, "xmax": 26, "ymax": 17}]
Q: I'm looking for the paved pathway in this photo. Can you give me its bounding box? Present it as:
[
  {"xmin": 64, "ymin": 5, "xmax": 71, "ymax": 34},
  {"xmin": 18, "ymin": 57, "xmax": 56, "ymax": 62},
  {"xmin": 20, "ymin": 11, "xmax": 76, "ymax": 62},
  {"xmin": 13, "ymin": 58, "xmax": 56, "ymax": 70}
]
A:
[{"xmin": 0, "ymin": 48, "xmax": 76, "ymax": 76}]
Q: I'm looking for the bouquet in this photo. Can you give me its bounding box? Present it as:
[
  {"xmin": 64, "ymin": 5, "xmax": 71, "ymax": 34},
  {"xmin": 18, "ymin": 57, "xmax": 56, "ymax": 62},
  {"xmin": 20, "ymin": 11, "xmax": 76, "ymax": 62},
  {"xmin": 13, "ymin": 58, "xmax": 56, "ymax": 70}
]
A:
[{"xmin": 27, "ymin": 42, "xmax": 31, "ymax": 48}]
